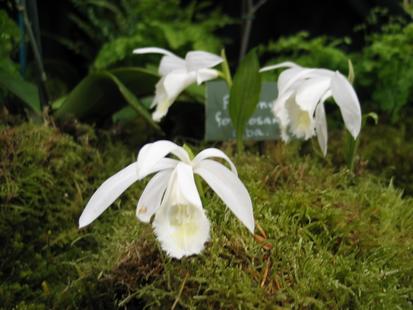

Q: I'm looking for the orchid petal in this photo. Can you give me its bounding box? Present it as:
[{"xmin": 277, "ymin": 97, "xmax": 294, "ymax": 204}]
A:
[
  {"xmin": 278, "ymin": 68, "xmax": 316, "ymax": 94},
  {"xmin": 136, "ymin": 169, "xmax": 172, "ymax": 223},
  {"xmin": 151, "ymin": 78, "xmax": 171, "ymax": 121},
  {"xmin": 162, "ymin": 70, "xmax": 197, "ymax": 99},
  {"xmin": 133, "ymin": 47, "xmax": 177, "ymax": 57},
  {"xmin": 277, "ymin": 67, "xmax": 303, "ymax": 94},
  {"xmin": 295, "ymin": 76, "xmax": 331, "ymax": 112},
  {"xmin": 159, "ymin": 55, "xmax": 186, "ymax": 76},
  {"xmin": 312, "ymin": 68, "xmax": 335, "ymax": 78},
  {"xmin": 152, "ymin": 106, "xmax": 169, "ymax": 122},
  {"xmin": 137, "ymin": 141, "xmax": 190, "ymax": 179},
  {"xmin": 331, "ymin": 72, "xmax": 362, "ymax": 139},
  {"xmin": 196, "ymin": 68, "xmax": 219, "ymax": 85},
  {"xmin": 192, "ymin": 148, "xmax": 237, "ymax": 175},
  {"xmin": 273, "ymin": 90, "xmax": 294, "ymax": 142},
  {"xmin": 79, "ymin": 162, "xmax": 139, "ymax": 228},
  {"xmin": 175, "ymin": 162, "xmax": 202, "ymax": 209},
  {"xmin": 133, "ymin": 47, "xmax": 186, "ymax": 77},
  {"xmin": 144, "ymin": 158, "xmax": 179, "ymax": 177},
  {"xmin": 185, "ymin": 51, "xmax": 223, "ymax": 72},
  {"xmin": 259, "ymin": 61, "xmax": 300, "ymax": 72},
  {"xmin": 315, "ymin": 102, "xmax": 328, "ymax": 157},
  {"xmin": 195, "ymin": 159, "xmax": 254, "ymax": 233}
]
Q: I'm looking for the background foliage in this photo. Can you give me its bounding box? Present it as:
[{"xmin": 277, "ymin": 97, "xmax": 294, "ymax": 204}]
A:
[
  {"xmin": 65, "ymin": 0, "xmax": 232, "ymax": 70},
  {"xmin": 259, "ymin": 8, "xmax": 413, "ymax": 123}
]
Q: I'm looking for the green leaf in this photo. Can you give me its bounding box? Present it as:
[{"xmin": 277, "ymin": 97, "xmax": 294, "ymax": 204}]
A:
[
  {"xmin": 104, "ymin": 71, "xmax": 160, "ymax": 131},
  {"xmin": 228, "ymin": 49, "xmax": 261, "ymax": 148},
  {"xmin": 54, "ymin": 67, "xmax": 160, "ymax": 131},
  {"xmin": 344, "ymin": 112, "xmax": 378, "ymax": 173},
  {"xmin": 347, "ymin": 59, "xmax": 355, "ymax": 84},
  {"xmin": 112, "ymin": 106, "xmax": 138, "ymax": 123},
  {"xmin": 0, "ymin": 69, "xmax": 41, "ymax": 113},
  {"xmin": 364, "ymin": 112, "xmax": 379, "ymax": 125}
]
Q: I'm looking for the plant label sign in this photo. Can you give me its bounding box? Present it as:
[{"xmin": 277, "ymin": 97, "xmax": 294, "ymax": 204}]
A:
[{"xmin": 205, "ymin": 80, "xmax": 280, "ymax": 141}]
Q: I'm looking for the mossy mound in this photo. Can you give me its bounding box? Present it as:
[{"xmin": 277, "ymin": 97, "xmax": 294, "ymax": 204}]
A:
[
  {"xmin": 327, "ymin": 120, "xmax": 413, "ymax": 196},
  {"xmin": 0, "ymin": 122, "xmax": 138, "ymax": 308},
  {"xmin": 1, "ymin": 123, "xmax": 412, "ymax": 309}
]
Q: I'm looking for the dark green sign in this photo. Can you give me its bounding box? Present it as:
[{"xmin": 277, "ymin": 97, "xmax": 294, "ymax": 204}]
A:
[{"xmin": 205, "ymin": 80, "xmax": 280, "ymax": 141}]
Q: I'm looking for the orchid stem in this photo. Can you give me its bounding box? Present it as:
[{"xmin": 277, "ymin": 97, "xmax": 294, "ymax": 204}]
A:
[
  {"xmin": 345, "ymin": 112, "xmax": 378, "ymax": 174},
  {"xmin": 220, "ymin": 49, "xmax": 232, "ymax": 88},
  {"xmin": 345, "ymin": 133, "xmax": 359, "ymax": 173},
  {"xmin": 237, "ymin": 138, "xmax": 244, "ymax": 154}
]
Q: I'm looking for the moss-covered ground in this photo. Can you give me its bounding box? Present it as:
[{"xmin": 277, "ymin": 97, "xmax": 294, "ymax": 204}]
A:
[{"xmin": 1, "ymin": 122, "xmax": 412, "ymax": 309}]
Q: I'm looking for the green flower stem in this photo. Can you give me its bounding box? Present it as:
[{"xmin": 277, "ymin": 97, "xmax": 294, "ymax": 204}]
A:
[
  {"xmin": 237, "ymin": 138, "xmax": 244, "ymax": 154},
  {"xmin": 345, "ymin": 59, "xmax": 357, "ymax": 173},
  {"xmin": 345, "ymin": 112, "xmax": 378, "ymax": 173},
  {"xmin": 220, "ymin": 49, "xmax": 233, "ymax": 88},
  {"xmin": 344, "ymin": 60, "xmax": 378, "ymax": 173},
  {"xmin": 345, "ymin": 133, "xmax": 360, "ymax": 173}
]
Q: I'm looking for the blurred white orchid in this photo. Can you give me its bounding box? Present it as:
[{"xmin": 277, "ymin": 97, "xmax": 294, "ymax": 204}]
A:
[
  {"xmin": 260, "ymin": 61, "xmax": 361, "ymax": 156},
  {"xmin": 133, "ymin": 47, "xmax": 223, "ymax": 122},
  {"xmin": 79, "ymin": 140, "xmax": 254, "ymax": 259}
]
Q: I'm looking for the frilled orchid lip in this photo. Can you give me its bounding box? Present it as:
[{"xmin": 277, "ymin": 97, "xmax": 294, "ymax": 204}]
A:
[
  {"xmin": 261, "ymin": 61, "xmax": 362, "ymax": 156},
  {"xmin": 78, "ymin": 140, "xmax": 254, "ymax": 259},
  {"xmin": 133, "ymin": 47, "xmax": 223, "ymax": 122},
  {"xmin": 152, "ymin": 162, "xmax": 210, "ymax": 259}
]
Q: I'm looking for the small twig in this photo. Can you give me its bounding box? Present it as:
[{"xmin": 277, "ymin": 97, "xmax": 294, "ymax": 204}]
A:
[
  {"xmin": 251, "ymin": 0, "xmax": 267, "ymax": 14},
  {"xmin": 273, "ymin": 275, "xmax": 281, "ymax": 290},
  {"xmin": 260, "ymin": 257, "xmax": 271, "ymax": 288},
  {"xmin": 17, "ymin": 2, "xmax": 47, "ymax": 83},
  {"xmin": 256, "ymin": 221, "xmax": 267, "ymax": 239},
  {"xmin": 239, "ymin": 0, "xmax": 267, "ymax": 62},
  {"xmin": 16, "ymin": 0, "xmax": 49, "ymax": 107},
  {"xmin": 171, "ymin": 272, "xmax": 189, "ymax": 310}
]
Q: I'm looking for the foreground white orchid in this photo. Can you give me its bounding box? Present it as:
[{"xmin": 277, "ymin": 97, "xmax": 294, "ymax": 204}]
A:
[
  {"xmin": 133, "ymin": 47, "xmax": 223, "ymax": 122},
  {"xmin": 260, "ymin": 61, "xmax": 361, "ymax": 155},
  {"xmin": 79, "ymin": 140, "xmax": 254, "ymax": 259}
]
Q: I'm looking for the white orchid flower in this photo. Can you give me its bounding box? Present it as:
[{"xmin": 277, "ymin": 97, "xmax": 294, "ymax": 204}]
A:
[
  {"xmin": 260, "ymin": 61, "xmax": 362, "ymax": 156},
  {"xmin": 78, "ymin": 140, "xmax": 254, "ymax": 259},
  {"xmin": 133, "ymin": 47, "xmax": 223, "ymax": 122}
]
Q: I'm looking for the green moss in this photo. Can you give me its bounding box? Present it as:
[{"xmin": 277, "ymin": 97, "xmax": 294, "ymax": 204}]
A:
[
  {"xmin": 327, "ymin": 118, "xmax": 413, "ymax": 196},
  {"xmin": 0, "ymin": 122, "xmax": 136, "ymax": 308},
  {"xmin": 1, "ymin": 123, "xmax": 412, "ymax": 308}
]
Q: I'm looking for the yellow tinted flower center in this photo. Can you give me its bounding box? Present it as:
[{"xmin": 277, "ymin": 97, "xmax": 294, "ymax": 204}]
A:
[{"xmin": 169, "ymin": 204, "xmax": 199, "ymax": 246}]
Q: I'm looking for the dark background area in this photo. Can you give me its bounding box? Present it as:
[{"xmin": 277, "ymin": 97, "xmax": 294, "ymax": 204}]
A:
[{"xmin": 30, "ymin": 0, "xmax": 405, "ymax": 70}]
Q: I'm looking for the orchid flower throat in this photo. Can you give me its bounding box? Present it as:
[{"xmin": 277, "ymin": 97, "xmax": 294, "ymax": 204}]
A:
[
  {"xmin": 168, "ymin": 203, "xmax": 202, "ymax": 248},
  {"xmin": 285, "ymin": 97, "xmax": 315, "ymax": 139}
]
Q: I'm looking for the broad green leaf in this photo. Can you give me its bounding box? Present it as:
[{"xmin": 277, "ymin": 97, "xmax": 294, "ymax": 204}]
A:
[
  {"xmin": 55, "ymin": 67, "xmax": 160, "ymax": 130},
  {"xmin": 0, "ymin": 69, "xmax": 41, "ymax": 113},
  {"xmin": 228, "ymin": 49, "xmax": 261, "ymax": 143}
]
